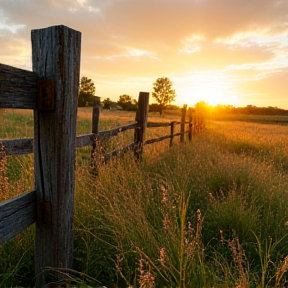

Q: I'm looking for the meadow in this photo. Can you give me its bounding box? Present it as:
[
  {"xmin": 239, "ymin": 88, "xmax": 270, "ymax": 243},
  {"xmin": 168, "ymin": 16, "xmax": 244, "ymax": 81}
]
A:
[{"xmin": 1, "ymin": 108, "xmax": 288, "ymax": 288}]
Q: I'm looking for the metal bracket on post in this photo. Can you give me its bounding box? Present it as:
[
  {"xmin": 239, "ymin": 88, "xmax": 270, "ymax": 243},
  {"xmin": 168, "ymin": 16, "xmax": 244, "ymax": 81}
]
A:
[{"xmin": 37, "ymin": 79, "xmax": 55, "ymax": 110}]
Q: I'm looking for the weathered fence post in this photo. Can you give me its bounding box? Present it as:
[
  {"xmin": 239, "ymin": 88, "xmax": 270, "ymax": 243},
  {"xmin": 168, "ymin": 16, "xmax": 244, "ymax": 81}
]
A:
[
  {"xmin": 170, "ymin": 121, "xmax": 176, "ymax": 147},
  {"xmin": 188, "ymin": 108, "xmax": 193, "ymax": 142},
  {"xmin": 180, "ymin": 104, "xmax": 187, "ymax": 143},
  {"xmin": 134, "ymin": 92, "xmax": 149, "ymax": 159},
  {"xmin": 32, "ymin": 25, "xmax": 81, "ymax": 286},
  {"xmin": 91, "ymin": 96, "xmax": 102, "ymax": 174},
  {"xmin": 92, "ymin": 96, "xmax": 101, "ymax": 135}
]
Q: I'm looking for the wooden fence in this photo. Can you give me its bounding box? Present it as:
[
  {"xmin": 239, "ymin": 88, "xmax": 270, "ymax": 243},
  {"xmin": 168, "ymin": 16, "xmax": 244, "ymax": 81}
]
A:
[
  {"xmin": 88, "ymin": 96, "xmax": 203, "ymax": 167},
  {"xmin": 0, "ymin": 25, "xmax": 204, "ymax": 286}
]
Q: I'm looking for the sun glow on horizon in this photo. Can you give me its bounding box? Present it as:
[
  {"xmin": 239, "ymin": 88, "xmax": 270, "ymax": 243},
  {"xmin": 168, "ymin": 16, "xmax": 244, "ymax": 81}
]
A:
[{"xmin": 174, "ymin": 73, "xmax": 241, "ymax": 107}]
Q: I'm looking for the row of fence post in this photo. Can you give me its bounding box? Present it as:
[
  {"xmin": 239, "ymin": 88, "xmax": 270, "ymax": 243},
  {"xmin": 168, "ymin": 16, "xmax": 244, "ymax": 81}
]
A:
[{"xmin": 89, "ymin": 94, "xmax": 200, "ymax": 171}]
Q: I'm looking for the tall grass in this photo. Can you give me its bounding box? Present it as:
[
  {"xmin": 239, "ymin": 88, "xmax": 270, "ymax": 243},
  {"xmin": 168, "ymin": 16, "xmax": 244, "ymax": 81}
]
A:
[{"xmin": 2, "ymin": 111, "xmax": 288, "ymax": 287}]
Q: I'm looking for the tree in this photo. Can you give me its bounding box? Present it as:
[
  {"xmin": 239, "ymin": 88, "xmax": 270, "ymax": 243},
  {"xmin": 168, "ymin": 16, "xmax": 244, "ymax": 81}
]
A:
[
  {"xmin": 103, "ymin": 98, "xmax": 113, "ymax": 110},
  {"xmin": 152, "ymin": 77, "xmax": 176, "ymax": 115},
  {"xmin": 78, "ymin": 76, "xmax": 96, "ymax": 107},
  {"xmin": 117, "ymin": 94, "xmax": 137, "ymax": 111}
]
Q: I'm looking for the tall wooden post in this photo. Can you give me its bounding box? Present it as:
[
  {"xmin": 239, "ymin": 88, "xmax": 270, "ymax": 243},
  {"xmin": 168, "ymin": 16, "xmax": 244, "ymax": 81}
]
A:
[
  {"xmin": 91, "ymin": 96, "xmax": 101, "ymax": 174},
  {"xmin": 170, "ymin": 121, "xmax": 176, "ymax": 147},
  {"xmin": 134, "ymin": 92, "xmax": 149, "ymax": 159},
  {"xmin": 188, "ymin": 108, "xmax": 193, "ymax": 142},
  {"xmin": 92, "ymin": 96, "xmax": 101, "ymax": 135},
  {"xmin": 32, "ymin": 25, "xmax": 81, "ymax": 286},
  {"xmin": 180, "ymin": 104, "xmax": 187, "ymax": 143}
]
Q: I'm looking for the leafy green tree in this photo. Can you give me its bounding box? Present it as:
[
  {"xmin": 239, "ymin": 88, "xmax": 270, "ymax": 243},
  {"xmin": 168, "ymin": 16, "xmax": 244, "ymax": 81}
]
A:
[
  {"xmin": 103, "ymin": 98, "xmax": 113, "ymax": 110},
  {"xmin": 78, "ymin": 76, "xmax": 96, "ymax": 107},
  {"xmin": 117, "ymin": 94, "xmax": 137, "ymax": 111},
  {"xmin": 152, "ymin": 77, "xmax": 176, "ymax": 115}
]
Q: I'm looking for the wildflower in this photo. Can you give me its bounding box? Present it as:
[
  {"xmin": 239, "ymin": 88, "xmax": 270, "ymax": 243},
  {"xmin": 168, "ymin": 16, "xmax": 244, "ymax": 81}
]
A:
[
  {"xmin": 139, "ymin": 258, "xmax": 155, "ymax": 288},
  {"xmin": 160, "ymin": 185, "xmax": 168, "ymax": 204},
  {"xmin": 163, "ymin": 214, "xmax": 170, "ymax": 232},
  {"xmin": 159, "ymin": 248, "xmax": 165, "ymax": 267},
  {"xmin": 197, "ymin": 209, "xmax": 201, "ymax": 223}
]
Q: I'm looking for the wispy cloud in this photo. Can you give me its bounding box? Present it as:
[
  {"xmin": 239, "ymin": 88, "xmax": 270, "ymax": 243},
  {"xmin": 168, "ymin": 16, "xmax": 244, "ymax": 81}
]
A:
[{"xmin": 0, "ymin": 0, "xmax": 288, "ymax": 107}]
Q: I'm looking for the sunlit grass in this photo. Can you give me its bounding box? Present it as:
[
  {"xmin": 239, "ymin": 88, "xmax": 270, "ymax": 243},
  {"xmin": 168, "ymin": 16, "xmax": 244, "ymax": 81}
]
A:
[
  {"xmin": 0, "ymin": 109, "xmax": 34, "ymax": 139},
  {"xmin": 2, "ymin": 111, "xmax": 288, "ymax": 287}
]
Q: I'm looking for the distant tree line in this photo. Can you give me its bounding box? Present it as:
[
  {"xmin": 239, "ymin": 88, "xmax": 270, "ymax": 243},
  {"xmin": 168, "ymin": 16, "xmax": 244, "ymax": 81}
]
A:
[
  {"xmin": 211, "ymin": 104, "xmax": 288, "ymax": 116},
  {"xmin": 78, "ymin": 76, "xmax": 177, "ymax": 115},
  {"xmin": 78, "ymin": 76, "xmax": 287, "ymax": 117}
]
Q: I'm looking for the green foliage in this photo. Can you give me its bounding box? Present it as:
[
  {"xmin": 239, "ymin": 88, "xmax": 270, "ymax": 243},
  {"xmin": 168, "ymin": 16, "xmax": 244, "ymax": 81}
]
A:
[
  {"xmin": 102, "ymin": 97, "xmax": 113, "ymax": 110},
  {"xmin": 152, "ymin": 77, "xmax": 176, "ymax": 115},
  {"xmin": 117, "ymin": 94, "xmax": 137, "ymax": 111},
  {"xmin": 0, "ymin": 110, "xmax": 33, "ymax": 138},
  {"xmin": 0, "ymin": 227, "xmax": 34, "ymax": 288},
  {"xmin": 78, "ymin": 76, "xmax": 96, "ymax": 107}
]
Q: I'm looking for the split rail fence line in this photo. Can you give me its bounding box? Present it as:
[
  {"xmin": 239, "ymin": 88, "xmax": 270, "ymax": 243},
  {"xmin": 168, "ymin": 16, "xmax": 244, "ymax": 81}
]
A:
[{"xmin": 0, "ymin": 25, "xmax": 204, "ymax": 286}]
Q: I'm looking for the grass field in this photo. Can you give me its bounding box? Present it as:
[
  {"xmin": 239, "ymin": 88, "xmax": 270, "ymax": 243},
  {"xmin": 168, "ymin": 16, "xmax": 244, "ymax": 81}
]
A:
[{"xmin": 1, "ymin": 108, "xmax": 288, "ymax": 288}]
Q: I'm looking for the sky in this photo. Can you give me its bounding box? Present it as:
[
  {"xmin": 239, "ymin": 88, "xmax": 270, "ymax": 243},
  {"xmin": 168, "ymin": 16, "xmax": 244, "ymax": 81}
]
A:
[{"xmin": 1, "ymin": 0, "xmax": 288, "ymax": 109}]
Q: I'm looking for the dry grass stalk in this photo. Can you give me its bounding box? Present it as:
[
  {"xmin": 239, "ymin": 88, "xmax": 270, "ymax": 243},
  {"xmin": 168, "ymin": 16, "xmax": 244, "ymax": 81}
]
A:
[
  {"xmin": 139, "ymin": 258, "xmax": 155, "ymax": 288},
  {"xmin": 275, "ymin": 255, "xmax": 288, "ymax": 287},
  {"xmin": 220, "ymin": 230, "xmax": 250, "ymax": 288}
]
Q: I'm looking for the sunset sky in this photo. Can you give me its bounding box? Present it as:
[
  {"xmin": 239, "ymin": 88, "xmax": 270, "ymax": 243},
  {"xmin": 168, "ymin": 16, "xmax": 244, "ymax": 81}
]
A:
[{"xmin": 1, "ymin": 0, "xmax": 288, "ymax": 108}]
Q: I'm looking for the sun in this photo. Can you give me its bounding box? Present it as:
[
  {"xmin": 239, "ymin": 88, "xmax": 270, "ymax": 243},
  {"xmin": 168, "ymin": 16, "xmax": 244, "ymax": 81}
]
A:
[
  {"xmin": 192, "ymin": 82, "xmax": 228, "ymax": 106},
  {"xmin": 175, "ymin": 73, "xmax": 237, "ymax": 107}
]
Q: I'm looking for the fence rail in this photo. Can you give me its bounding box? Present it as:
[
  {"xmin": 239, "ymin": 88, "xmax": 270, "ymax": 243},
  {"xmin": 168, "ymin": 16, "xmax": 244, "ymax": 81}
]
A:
[
  {"xmin": 0, "ymin": 190, "xmax": 36, "ymax": 244},
  {"xmin": 0, "ymin": 24, "xmax": 205, "ymax": 287},
  {"xmin": 0, "ymin": 64, "xmax": 37, "ymax": 109},
  {"xmin": 0, "ymin": 138, "xmax": 33, "ymax": 155},
  {"xmin": 0, "ymin": 112, "xmax": 201, "ymax": 157}
]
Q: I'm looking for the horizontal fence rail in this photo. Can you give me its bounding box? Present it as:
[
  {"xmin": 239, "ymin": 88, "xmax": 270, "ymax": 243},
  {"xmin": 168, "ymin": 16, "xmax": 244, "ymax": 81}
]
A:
[
  {"xmin": 0, "ymin": 190, "xmax": 36, "ymax": 244},
  {"xmin": 0, "ymin": 64, "xmax": 37, "ymax": 109},
  {"xmin": 0, "ymin": 118, "xmax": 199, "ymax": 156},
  {"xmin": 0, "ymin": 138, "xmax": 34, "ymax": 155}
]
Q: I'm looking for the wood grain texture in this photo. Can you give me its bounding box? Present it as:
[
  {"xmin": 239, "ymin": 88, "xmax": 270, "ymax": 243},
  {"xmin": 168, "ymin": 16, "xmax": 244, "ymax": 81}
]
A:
[
  {"xmin": 32, "ymin": 25, "xmax": 81, "ymax": 284},
  {"xmin": 0, "ymin": 138, "xmax": 33, "ymax": 155},
  {"xmin": 0, "ymin": 190, "xmax": 36, "ymax": 245},
  {"xmin": 0, "ymin": 64, "xmax": 37, "ymax": 109}
]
